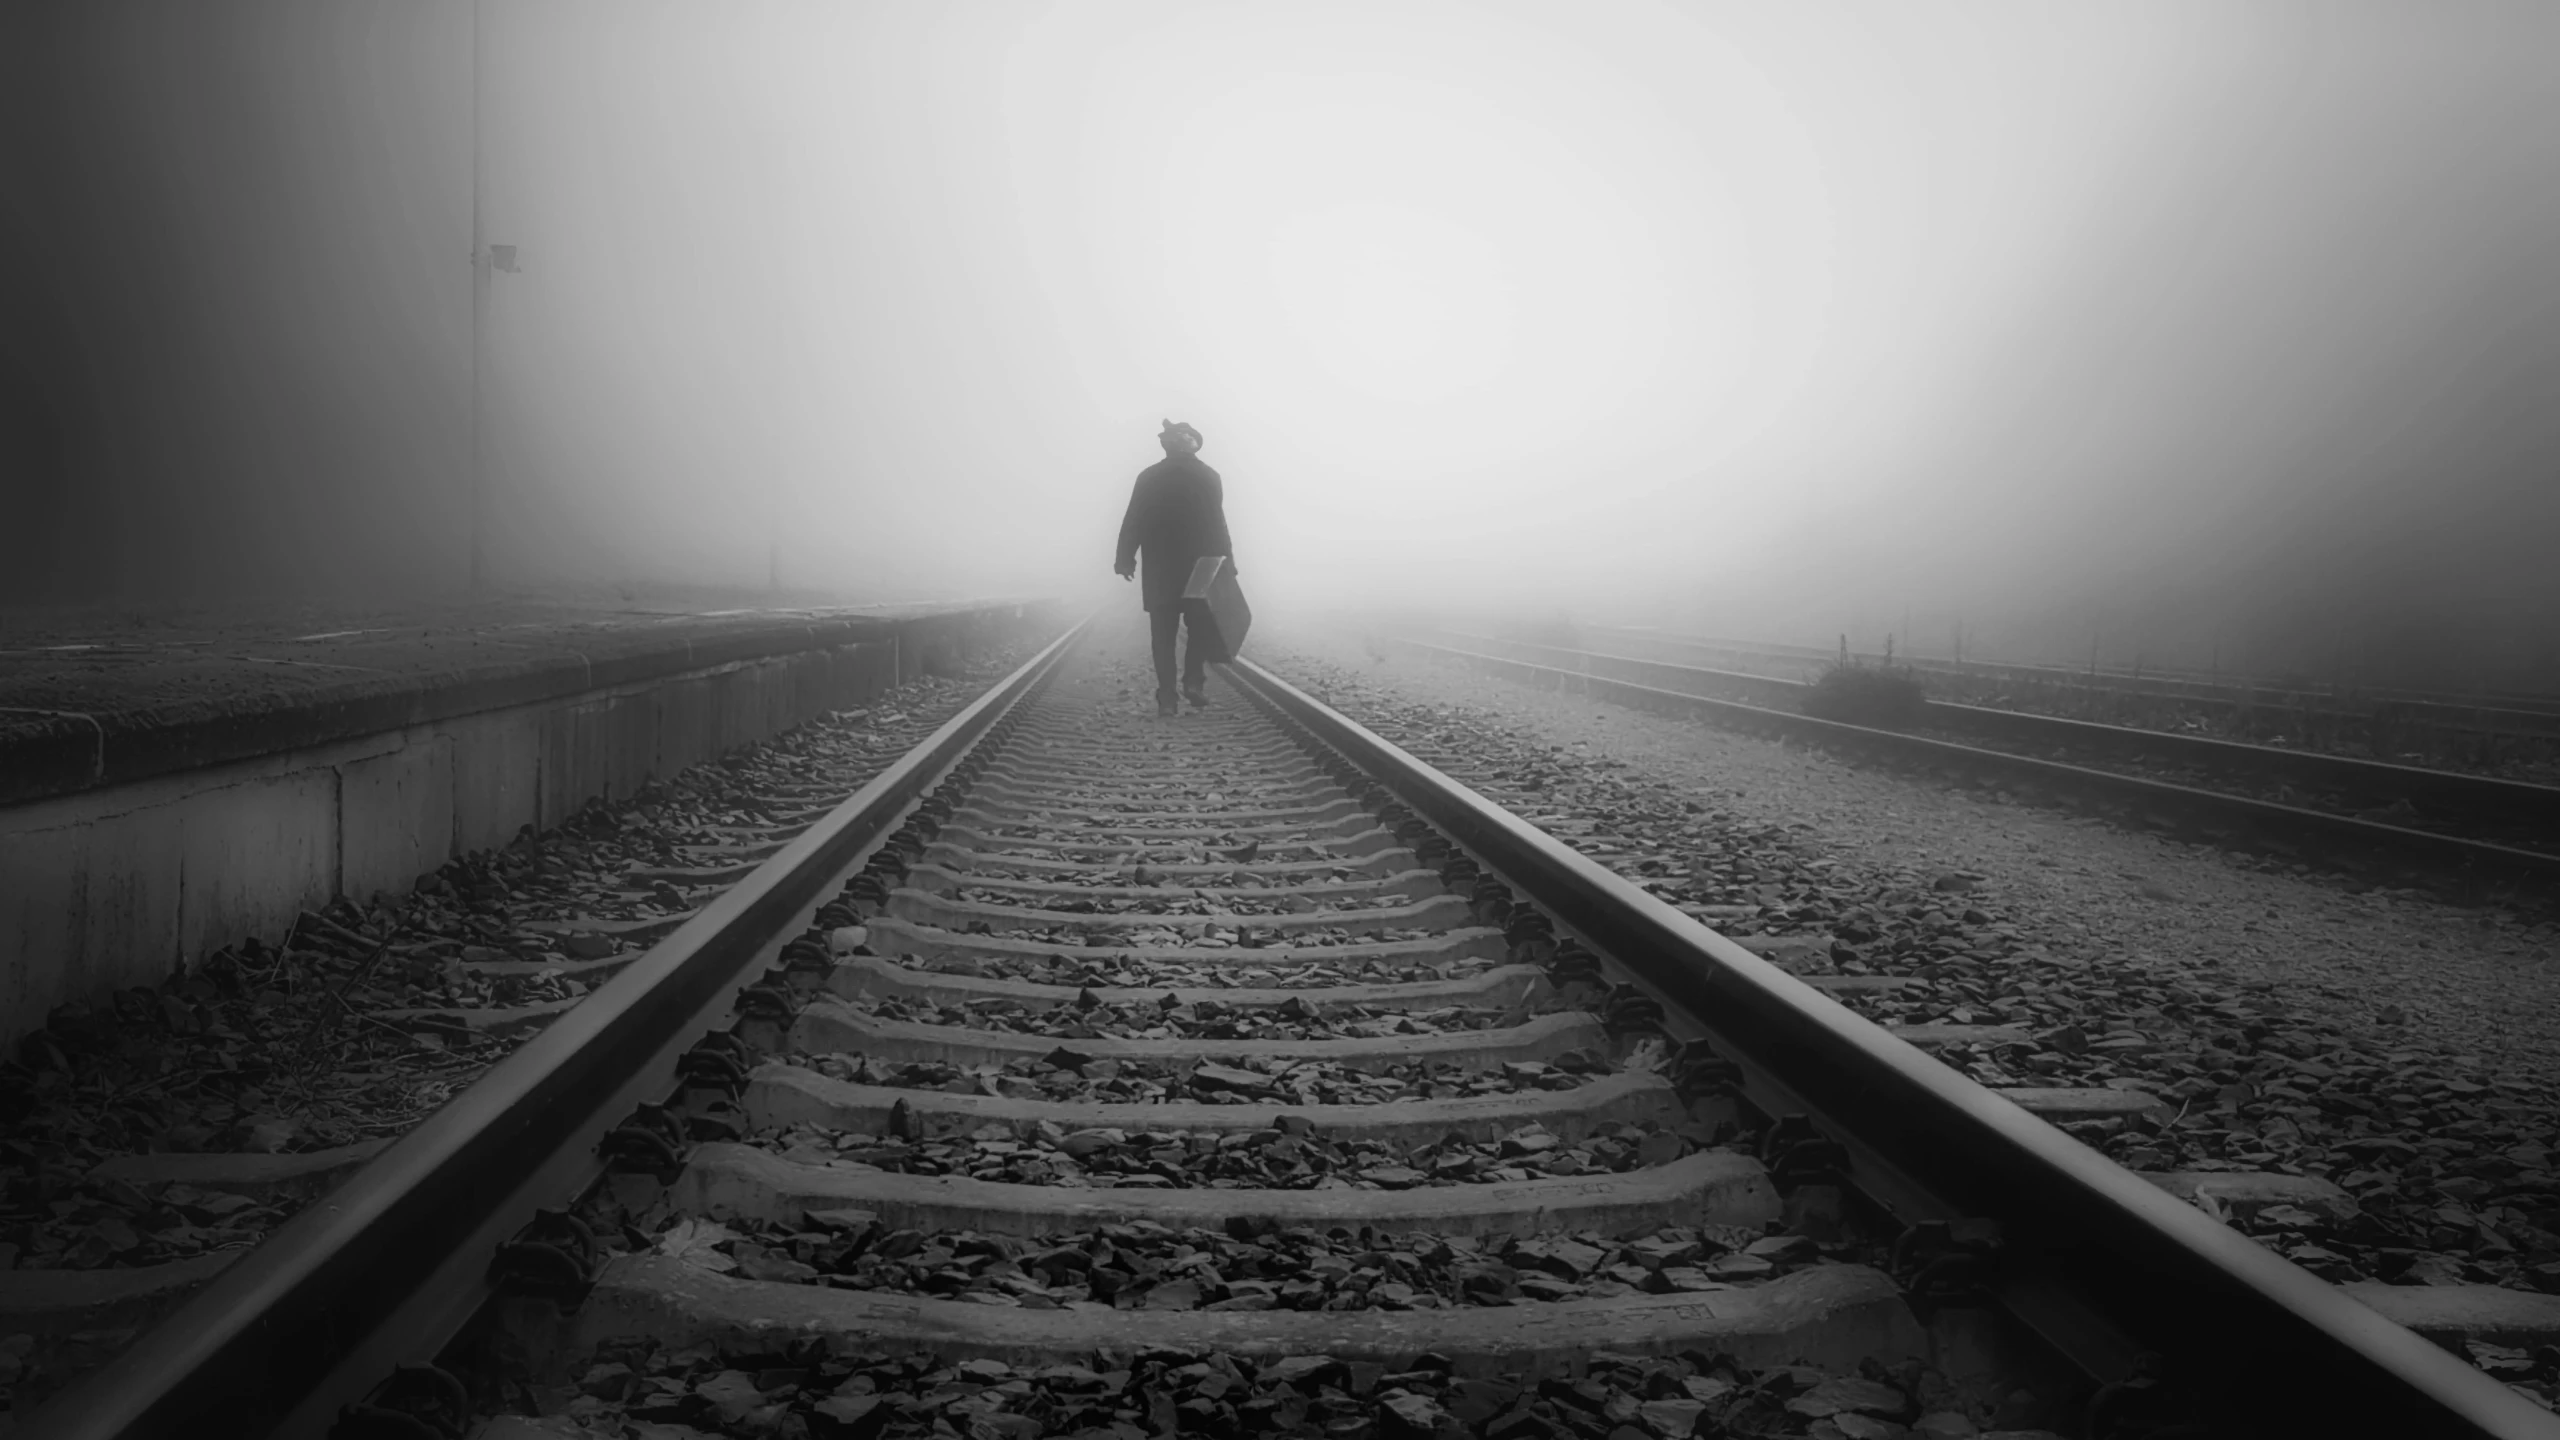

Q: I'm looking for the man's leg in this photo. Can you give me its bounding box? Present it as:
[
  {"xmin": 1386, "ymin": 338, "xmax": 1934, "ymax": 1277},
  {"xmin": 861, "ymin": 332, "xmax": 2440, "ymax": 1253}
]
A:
[
  {"xmin": 1148, "ymin": 608, "xmax": 1180, "ymax": 714},
  {"xmin": 1180, "ymin": 606, "xmax": 1211, "ymax": 704}
]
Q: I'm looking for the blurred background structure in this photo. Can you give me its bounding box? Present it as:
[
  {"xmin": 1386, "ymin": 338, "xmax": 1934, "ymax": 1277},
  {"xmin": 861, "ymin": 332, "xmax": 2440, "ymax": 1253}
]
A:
[{"xmin": 4, "ymin": 0, "xmax": 2555, "ymax": 691}]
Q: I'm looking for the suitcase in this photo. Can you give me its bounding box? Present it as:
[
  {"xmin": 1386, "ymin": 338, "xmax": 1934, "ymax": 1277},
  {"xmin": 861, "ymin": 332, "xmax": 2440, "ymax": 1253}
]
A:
[{"xmin": 1180, "ymin": 555, "xmax": 1253, "ymax": 662}]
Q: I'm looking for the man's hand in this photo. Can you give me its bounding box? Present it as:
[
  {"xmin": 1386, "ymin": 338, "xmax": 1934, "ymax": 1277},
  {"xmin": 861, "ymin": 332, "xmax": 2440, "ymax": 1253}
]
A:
[{"xmin": 1114, "ymin": 561, "xmax": 1135, "ymax": 582}]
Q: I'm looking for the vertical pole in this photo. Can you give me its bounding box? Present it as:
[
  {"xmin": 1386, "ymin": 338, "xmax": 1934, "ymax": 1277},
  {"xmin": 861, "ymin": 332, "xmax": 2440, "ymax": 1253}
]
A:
[{"xmin": 468, "ymin": 0, "xmax": 487, "ymax": 592}]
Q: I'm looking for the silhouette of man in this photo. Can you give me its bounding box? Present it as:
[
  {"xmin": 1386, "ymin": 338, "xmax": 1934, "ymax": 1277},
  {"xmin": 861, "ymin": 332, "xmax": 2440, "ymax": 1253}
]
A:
[{"xmin": 1115, "ymin": 419, "xmax": 1235, "ymax": 716}]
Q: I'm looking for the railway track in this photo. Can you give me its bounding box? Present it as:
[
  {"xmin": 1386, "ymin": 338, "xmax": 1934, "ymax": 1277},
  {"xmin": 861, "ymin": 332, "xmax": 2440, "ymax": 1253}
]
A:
[
  {"xmin": 1574, "ymin": 627, "xmax": 2560, "ymax": 741},
  {"xmin": 1388, "ymin": 631, "xmax": 2560, "ymax": 900},
  {"xmin": 0, "ymin": 667, "xmax": 1013, "ymax": 1417},
  {"xmin": 26, "ymin": 618, "xmax": 2556, "ymax": 1439}
]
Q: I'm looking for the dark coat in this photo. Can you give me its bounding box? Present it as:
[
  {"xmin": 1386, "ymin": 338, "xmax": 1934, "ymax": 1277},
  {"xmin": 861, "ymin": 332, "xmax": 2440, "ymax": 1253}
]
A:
[{"xmin": 1115, "ymin": 454, "xmax": 1234, "ymax": 612}]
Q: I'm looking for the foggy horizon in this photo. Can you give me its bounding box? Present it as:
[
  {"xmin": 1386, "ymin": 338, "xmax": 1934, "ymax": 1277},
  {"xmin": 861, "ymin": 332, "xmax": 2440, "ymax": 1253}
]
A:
[{"xmin": 7, "ymin": 0, "xmax": 2558, "ymax": 689}]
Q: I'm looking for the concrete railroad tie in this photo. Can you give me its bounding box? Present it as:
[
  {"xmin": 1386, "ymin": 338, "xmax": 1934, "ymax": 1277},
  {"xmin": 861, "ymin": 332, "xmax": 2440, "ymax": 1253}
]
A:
[
  {"xmin": 826, "ymin": 955, "xmax": 1551, "ymax": 1012},
  {"xmin": 787, "ymin": 997, "xmax": 1608, "ymax": 1072},
  {"xmin": 858, "ymin": 915, "xmax": 1509, "ymax": 967},
  {"xmin": 892, "ymin": 858, "xmax": 1449, "ymax": 900},
  {"xmin": 743, "ymin": 1063, "xmax": 1686, "ymax": 1146}
]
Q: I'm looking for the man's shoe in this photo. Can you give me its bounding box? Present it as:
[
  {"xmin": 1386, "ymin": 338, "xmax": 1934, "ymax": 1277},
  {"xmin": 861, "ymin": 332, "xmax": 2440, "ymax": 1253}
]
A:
[
  {"xmin": 1155, "ymin": 691, "xmax": 1180, "ymax": 717},
  {"xmin": 1183, "ymin": 685, "xmax": 1210, "ymax": 709}
]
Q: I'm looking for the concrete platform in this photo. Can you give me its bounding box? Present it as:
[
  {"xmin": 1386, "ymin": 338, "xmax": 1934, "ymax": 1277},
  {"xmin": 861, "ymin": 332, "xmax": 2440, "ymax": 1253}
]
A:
[{"xmin": 0, "ymin": 600, "xmax": 1058, "ymax": 1043}]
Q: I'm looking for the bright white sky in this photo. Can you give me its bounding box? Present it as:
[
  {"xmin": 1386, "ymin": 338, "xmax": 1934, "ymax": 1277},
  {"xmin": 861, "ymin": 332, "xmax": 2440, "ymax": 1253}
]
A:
[{"xmin": 483, "ymin": 0, "xmax": 2560, "ymax": 665}]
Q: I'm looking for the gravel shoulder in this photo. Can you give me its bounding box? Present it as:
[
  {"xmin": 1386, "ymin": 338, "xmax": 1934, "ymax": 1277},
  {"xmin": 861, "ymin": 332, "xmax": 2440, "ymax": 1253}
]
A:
[
  {"xmin": 1266, "ymin": 626, "xmax": 2560, "ymax": 1088},
  {"xmin": 0, "ymin": 655, "xmax": 1025, "ymax": 1416},
  {"xmin": 1256, "ymin": 625, "xmax": 2560, "ymax": 1416}
]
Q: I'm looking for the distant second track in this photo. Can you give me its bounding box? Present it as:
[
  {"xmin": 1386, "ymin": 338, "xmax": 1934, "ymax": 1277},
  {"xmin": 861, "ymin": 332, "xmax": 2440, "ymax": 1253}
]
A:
[{"xmin": 1389, "ymin": 630, "xmax": 2560, "ymax": 900}]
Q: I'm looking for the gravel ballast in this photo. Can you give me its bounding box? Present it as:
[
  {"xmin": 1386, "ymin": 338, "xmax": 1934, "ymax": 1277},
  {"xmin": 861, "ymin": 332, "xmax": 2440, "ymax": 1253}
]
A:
[
  {"xmin": 0, "ymin": 658, "xmax": 1027, "ymax": 1415},
  {"xmin": 1272, "ymin": 629, "xmax": 2560, "ymax": 1083},
  {"xmin": 1266, "ymin": 625, "xmax": 2560, "ymax": 1410},
  {"xmin": 527, "ymin": 1324, "xmax": 2031, "ymax": 1440}
]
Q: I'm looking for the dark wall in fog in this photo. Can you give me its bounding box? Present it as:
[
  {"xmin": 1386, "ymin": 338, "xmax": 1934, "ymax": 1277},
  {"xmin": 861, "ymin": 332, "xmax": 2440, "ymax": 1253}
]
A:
[{"xmin": 1, "ymin": 2, "xmax": 470, "ymax": 605}]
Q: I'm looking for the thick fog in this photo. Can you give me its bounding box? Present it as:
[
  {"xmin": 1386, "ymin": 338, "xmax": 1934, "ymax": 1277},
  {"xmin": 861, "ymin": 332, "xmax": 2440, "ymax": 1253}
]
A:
[{"xmin": 7, "ymin": 1, "xmax": 2556, "ymax": 687}]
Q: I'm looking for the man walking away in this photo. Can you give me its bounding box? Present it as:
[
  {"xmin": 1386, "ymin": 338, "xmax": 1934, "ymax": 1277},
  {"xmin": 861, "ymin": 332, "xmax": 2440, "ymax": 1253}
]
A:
[{"xmin": 1114, "ymin": 419, "xmax": 1235, "ymax": 716}]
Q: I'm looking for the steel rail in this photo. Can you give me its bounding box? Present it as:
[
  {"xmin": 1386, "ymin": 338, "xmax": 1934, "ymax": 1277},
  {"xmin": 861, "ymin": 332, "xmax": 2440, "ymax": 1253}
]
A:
[
  {"xmin": 1229, "ymin": 653, "xmax": 2560, "ymax": 1438},
  {"xmin": 1579, "ymin": 623, "xmax": 2560, "ymax": 733},
  {"xmin": 1392, "ymin": 635, "xmax": 2560, "ymax": 893},
  {"xmin": 1424, "ymin": 628, "xmax": 2560, "ymax": 832},
  {"xmin": 23, "ymin": 621, "xmax": 1086, "ymax": 1440}
]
